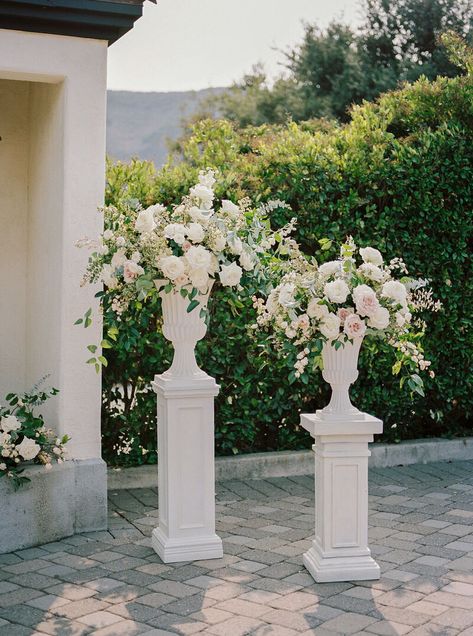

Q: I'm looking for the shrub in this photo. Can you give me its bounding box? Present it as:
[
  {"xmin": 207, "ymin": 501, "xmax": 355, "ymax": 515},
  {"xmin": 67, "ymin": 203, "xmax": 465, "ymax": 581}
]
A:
[{"xmin": 101, "ymin": 70, "xmax": 473, "ymax": 466}]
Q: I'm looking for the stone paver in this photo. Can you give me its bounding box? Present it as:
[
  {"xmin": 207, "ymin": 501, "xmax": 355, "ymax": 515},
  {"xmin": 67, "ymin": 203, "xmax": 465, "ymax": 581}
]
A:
[{"xmin": 0, "ymin": 460, "xmax": 472, "ymax": 634}]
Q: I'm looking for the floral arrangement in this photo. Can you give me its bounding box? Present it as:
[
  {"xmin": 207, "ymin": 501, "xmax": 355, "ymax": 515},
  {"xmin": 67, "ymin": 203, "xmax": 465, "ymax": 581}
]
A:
[
  {"xmin": 79, "ymin": 169, "xmax": 293, "ymax": 319},
  {"xmin": 0, "ymin": 384, "xmax": 68, "ymax": 489},
  {"xmin": 254, "ymin": 238, "xmax": 441, "ymax": 394}
]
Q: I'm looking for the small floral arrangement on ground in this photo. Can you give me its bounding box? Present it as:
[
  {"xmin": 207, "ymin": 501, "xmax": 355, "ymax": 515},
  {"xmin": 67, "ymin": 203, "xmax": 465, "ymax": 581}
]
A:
[
  {"xmin": 0, "ymin": 383, "xmax": 69, "ymax": 489},
  {"xmin": 79, "ymin": 169, "xmax": 293, "ymax": 315},
  {"xmin": 254, "ymin": 238, "xmax": 441, "ymax": 394}
]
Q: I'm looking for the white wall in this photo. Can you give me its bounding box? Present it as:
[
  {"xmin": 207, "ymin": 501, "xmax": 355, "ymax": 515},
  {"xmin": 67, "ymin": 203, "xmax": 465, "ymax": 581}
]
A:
[
  {"xmin": 0, "ymin": 80, "xmax": 29, "ymax": 397},
  {"xmin": 0, "ymin": 30, "xmax": 108, "ymax": 459}
]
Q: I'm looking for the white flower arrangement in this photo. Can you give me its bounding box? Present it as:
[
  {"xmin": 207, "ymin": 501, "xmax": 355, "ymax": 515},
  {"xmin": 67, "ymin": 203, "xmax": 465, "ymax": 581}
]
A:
[
  {"xmin": 0, "ymin": 383, "xmax": 68, "ymax": 489},
  {"xmin": 79, "ymin": 170, "xmax": 293, "ymax": 323},
  {"xmin": 254, "ymin": 237, "xmax": 441, "ymax": 394}
]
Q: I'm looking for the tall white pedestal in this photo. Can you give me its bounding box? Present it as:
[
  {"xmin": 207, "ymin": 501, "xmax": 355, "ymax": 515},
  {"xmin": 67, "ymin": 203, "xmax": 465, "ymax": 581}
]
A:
[
  {"xmin": 151, "ymin": 373, "xmax": 223, "ymax": 563},
  {"xmin": 301, "ymin": 412, "xmax": 383, "ymax": 582}
]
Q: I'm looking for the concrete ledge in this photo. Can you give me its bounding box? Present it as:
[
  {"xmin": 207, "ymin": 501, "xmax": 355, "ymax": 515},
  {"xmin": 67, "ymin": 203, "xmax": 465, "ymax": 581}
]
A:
[
  {"xmin": 0, "ymin": 458, "xmax": 107, "ymax": 554},
  {"xmin": 107, "ymin": 437, "xmax": 473, "ymax": 491}
]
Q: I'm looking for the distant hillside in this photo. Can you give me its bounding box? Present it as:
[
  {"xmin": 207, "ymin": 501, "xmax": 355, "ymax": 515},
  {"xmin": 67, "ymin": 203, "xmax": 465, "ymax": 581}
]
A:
[{"xmin": 106, "ymin": 88, "xmax": 224, "ymax": 167}]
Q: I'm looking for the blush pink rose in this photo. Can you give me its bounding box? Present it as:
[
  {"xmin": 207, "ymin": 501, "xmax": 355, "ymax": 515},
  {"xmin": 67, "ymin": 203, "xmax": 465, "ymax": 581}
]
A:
[
  {"xmin": 353, "ymin": 286, "xmax": 380, "ymax": 317},
  {"xmin": 344, "ymin": 313, "xmax": 366, "ymax": 339},
  {"xmin": 337, "ymin": 307, "xmax": 354, "ymax": 324},
  {"xmin": 123, "ymin": 260, "xmax": 144, "ymax": 283}
]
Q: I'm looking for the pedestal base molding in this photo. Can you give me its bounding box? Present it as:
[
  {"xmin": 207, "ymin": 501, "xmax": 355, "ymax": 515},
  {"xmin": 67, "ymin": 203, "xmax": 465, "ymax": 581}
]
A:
[
  {"xmin": 152, "ymin": 527, "xmax": 223, "ymax": 564},
  {"xmin": 303, "ymin": 543, "xmax": 380, "ymax": 583}
]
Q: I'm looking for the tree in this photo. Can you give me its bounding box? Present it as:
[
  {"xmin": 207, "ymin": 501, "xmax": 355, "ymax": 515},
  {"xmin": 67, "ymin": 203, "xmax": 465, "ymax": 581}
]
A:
[{"xmin": 198, "ymin": 0, "xmax": 473, "ymax": 126}]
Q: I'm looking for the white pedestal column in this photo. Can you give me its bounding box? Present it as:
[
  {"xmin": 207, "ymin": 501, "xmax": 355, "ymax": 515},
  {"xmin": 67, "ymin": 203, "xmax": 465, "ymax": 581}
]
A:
[
  {"xmin": 151, "ymin": 286, "xmax": 223, "ymax": 563},
  {"xmin": 301, "ymin": 412, "xmax": 383, "ymax": 582}
]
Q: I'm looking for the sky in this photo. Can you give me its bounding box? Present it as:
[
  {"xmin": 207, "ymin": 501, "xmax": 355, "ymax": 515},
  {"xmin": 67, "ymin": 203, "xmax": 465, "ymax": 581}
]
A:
[{"xmin": 107, "ymin": 0, "xmax": 360, "ymax": 93}]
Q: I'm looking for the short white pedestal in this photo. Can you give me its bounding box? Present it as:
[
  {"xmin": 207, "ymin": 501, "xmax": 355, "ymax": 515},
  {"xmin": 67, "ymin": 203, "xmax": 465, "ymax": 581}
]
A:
[
  {"xmin": 301, "ymin": 411, "xmax": 383, "ymax": 582},
  {"xmin": 151, "ymin": 372, "xmax": 223, "ymax": 563}
]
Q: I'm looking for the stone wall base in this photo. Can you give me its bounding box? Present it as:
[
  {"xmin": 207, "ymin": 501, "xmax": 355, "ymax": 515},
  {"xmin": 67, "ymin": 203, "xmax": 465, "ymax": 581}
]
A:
[{"xmin": 0, "ymin": 458, "xmax": 107, "ymax": 554}]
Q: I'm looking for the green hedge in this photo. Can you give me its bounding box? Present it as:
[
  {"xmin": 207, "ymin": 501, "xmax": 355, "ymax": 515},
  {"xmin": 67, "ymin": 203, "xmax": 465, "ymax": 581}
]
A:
[{"xmin": 102, "ymin": 72, "xmax": 473, "ymax": 466}]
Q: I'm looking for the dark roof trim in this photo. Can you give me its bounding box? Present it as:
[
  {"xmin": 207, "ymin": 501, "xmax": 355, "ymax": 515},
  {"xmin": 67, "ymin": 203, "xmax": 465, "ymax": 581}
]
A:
[{"xmin": 0, "ymin": 0, "xmax": 154, "ymax": 45}]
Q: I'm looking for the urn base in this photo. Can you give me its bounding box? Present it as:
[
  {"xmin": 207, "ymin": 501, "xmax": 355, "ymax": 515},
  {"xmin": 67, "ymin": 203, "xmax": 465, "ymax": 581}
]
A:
[{"xmin": 152, "ymin": 527, "xmax": 223, "ymax": 564}]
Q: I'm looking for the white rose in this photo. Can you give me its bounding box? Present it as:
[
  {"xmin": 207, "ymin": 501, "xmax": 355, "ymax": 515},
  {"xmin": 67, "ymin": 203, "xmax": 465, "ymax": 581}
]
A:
[
  {"xmin": 324, "ymin": 279, "xmax": 350, "ymax": 304},
  {"xmin": 360, "ymin": 247, "xmax": 383, "ymax": 266},
  {"xmin": 185, "ymin": 245, "xmax": 212, "ymax": 272},
  {"xmin": 0, "ymin": 432, "xmax": 11, "ymax": 446},
  {"xmin": 190, "ymin": 183, "xmax": 214, "ymax": 206},
  {"xmin": 307, "ymin": 298, "xmax": 329, "ymax": 320},
  {"xmin": 135, "ymin": 208, "xmax": 156, "ymax": 234},
  {"xmin": 16, "ymin": 437, "xmax": 41, "ymax": 461},
  {"xmin": 278, "ymin": 283, "xmax": 296, "ymax": 307},
  {"xmin": 165, "ymin": 223, "xmax": 187, "ymax": 245},
  {"xmin": 101, "ymin": 264, "xmax": 118, "ymax": 289},
  {"xmin": 1, "ymin": 415, "xmax": 20, "ymax": 433},
  {"xmin": 190, "ymin": 206, "xmax": 214, "ymax": 224},
  {"xmin": 358, "ymin": 263, "xmax": 384, "ymax": 282},
  {"xmin": 186, "ymin": 223, "xmax": 205, "ymax": 243},
  {"xmin": 115, "ymin": 236, "xmax": 126, "ymax": 247},
  {"xmin": 228, "ymin": 236, "xmax": 243, "ymax": 255},
  {"xmin": 159, "ymin": 255, "xmax": 186, "ymax": 280},
  {"xmin": 318, "ymin": 261, "xmax": 341, "ymax": 277},
  {"xmin": 239, "ymin": 251, "xmax": 254, "ymax": 272},
  {"xmin": 344, "ymin": 313, "xmax": 367, "ymax": 339},
  {"xmin": 103, "ymin": 229, "xmax": 113, "ymax": 240},
  {"xmin": 352, "ymin": 284, "xmax": 380, "ymax": 317},
  {"xmin": 382, "ymin": 280, "xmax": 408, "ymax": 305},
  {"xmin": 219, "ymin": 262, "xmax": 243, "ymax": 287},
  {"xmin": 0, "ymin": 463, "xmax": 6, "ymax": 471},
  {"xmin": 368, "ymin": 306, "xmax": 390, "ymax": 329},
  {"xmin": 131, "ymin": 251, "xmax": 141, "ymax": 263},
  {"xmin": 123, "ymin": 260, "xmax": 144, "ymax": 284},
  {"xmin": 320, "ymin": 313, "xmax": 341, "ymax": 340},
  {"xmin": 221, "ymin": 200, "xmax": 240, "ymax": 217},
  {"xmin": 111, "ymin": 248, "xmax": 127, "ymax": 269},
  {"xmin": 189, "ymin": 268, "xmax": 210, "ymax": 291}
]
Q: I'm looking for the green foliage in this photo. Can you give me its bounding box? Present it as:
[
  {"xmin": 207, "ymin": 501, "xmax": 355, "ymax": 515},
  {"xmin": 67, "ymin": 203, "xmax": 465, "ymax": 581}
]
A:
[
  {"xmin": 197, "ymin": 0, "xmax": 473, "ymax": 127},
  {"xmin": 0, "ymin": 383, "xmax": 66, "ymax": 489},
  {"xmin": 102, "ymin": 68, "xmax": 473, "ymax": 466}
]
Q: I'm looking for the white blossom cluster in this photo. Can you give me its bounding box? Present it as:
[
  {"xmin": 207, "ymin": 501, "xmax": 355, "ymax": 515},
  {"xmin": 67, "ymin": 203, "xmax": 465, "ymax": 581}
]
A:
[
  {"xmin": 81, "ymin": 170, "xmax": 290, "ymax": 315},
  {"xmin": 255, "ymin": 238, "xmax": 438, "ymax": 383},
  {"xmin": 0, "ymin": 410, "xmax": 68, "ymax": 486}
]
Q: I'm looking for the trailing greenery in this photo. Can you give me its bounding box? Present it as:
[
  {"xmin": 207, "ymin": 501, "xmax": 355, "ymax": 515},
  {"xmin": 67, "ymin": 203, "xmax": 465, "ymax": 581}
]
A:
[{"xmin": 101, "ymin": 63, "xmax": 473, "ymax": 467}]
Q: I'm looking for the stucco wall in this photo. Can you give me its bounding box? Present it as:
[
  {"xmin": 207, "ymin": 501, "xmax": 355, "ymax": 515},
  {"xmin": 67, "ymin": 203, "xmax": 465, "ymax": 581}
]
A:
[
  {"xmin": 0, "ymin": 79, "xmax": 29, "ymax": 397},
  {"xmin": 0, "ymin": 30, "xmax": 107, "ymax": 460}
]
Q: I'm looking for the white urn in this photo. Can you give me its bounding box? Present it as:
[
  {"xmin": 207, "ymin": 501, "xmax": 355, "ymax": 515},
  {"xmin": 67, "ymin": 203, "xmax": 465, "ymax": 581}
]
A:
[
  {"xmin": 157, "ymin": 282, "xmax": 212, "ymax": 379},
  {"xmin": 319, "ymin": 337, "xmax": 364, "ymax": 420}
]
